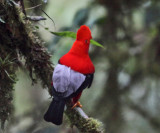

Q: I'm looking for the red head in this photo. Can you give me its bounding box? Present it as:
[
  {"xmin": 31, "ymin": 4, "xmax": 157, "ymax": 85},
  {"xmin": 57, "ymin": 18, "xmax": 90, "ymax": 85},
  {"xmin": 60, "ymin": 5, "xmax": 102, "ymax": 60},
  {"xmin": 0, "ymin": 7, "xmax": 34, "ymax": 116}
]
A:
[
  {"xmin": 77, "ymin": 25, "xmax": 92, "ymax": 42},
  {"xmin": 69, "ymin": 25, "xmax": 92, "ymax": 55}
]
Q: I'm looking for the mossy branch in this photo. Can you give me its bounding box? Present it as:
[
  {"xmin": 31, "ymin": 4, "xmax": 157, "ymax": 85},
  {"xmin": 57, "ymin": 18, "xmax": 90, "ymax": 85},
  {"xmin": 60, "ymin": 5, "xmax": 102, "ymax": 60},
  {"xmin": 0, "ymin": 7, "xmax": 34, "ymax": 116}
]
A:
[
  {"xmin": 0, "ymin": 1, "xmax": 104, "ymax": 132},
  {"xmin": 65, "ymin": 101, "xmax": 104, "ymax": 133}
]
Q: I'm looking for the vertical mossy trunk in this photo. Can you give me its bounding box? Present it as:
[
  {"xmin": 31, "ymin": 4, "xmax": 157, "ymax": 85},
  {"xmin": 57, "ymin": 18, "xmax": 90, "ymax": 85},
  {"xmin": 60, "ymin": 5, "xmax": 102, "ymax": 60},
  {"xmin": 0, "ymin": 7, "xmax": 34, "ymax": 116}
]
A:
[
  {"xmin": 0, "ymin": 4, "xmax": 18, "ymax": 128},
  {"xmin": 0, "ymin": 32, "xmax": 17, "ymax": 129},
  {"xmin": 0, "ymin": 0, "xmax": 53, "ymax": 128}
]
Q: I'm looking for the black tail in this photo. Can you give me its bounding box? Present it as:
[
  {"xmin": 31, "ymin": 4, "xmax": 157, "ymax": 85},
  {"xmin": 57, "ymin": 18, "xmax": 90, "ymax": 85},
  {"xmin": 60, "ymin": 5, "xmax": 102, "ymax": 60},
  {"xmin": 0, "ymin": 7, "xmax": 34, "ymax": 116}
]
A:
[{"xmin": 44, "ymin": 98, "xmax": 65, "ymax": 125}]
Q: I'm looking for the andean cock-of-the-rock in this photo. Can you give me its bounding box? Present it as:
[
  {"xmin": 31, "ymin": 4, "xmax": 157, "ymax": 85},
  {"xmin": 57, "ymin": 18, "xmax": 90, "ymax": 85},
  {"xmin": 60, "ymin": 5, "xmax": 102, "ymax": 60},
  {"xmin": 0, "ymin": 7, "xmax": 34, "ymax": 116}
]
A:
[{"xmin": 44, "ymin": 25, "xmax": 95, "ymax": 125}]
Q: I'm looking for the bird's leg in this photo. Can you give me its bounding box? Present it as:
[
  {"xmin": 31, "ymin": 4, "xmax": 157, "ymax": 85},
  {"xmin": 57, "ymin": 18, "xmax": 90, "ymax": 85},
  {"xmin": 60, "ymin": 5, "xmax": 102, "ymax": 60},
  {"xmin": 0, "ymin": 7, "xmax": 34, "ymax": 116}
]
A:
[
  {"xmin": 71, "ymin": 92, "xmax": 82, "ymax": 109},
  {"xmin": 71, "ymin": 101, "xmax": 82, "ymax": 109}
]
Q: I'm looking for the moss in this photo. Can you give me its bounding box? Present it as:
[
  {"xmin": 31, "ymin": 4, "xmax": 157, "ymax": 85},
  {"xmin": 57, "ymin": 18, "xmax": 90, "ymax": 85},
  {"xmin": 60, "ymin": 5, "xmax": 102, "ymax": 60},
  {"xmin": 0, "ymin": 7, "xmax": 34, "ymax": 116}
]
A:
[
  {"xmin": 0, "ymin": 50, "xmax": 17, "ymax": 129},
  {"xmin": 65, "ymin": 102, "xmax": 104, "ymax": 133},
  {"xmin": 0, "ymin": 1, "xmax": 53, "ymax": 128}
]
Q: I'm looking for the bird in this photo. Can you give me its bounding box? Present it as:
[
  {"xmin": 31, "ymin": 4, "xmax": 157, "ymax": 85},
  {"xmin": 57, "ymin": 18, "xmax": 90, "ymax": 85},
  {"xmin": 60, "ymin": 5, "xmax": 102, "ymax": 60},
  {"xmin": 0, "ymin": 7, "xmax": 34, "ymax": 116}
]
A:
[{"xmin": 44, "ymin": 25, "xmax": 95, "ymax": 125}]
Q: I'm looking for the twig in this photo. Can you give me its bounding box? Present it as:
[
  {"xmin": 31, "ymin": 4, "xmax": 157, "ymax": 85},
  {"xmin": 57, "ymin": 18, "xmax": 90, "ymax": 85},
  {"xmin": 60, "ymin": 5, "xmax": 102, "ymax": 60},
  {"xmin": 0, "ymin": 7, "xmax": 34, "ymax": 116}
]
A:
[
  {"xmin": 25, "ymin": 4, "xmax": 42, "ymax": 10},
  {"xmin": 75, "ymin": 107, "xmax": 89, "ymax": 119},
  {"xmin": 20, "ymin": 0, "xmax": 26, "ymax": 17},
  {"xmin": 26, "ymin": 15, "xmax": 46, "ymax": 21},
  {"xmin": 41, "ymin": 9, "xmax": 56, "ymax": 29},
  {"xmin": 29, "ymin": 0, "xmax": 56, "ymax": 30}
]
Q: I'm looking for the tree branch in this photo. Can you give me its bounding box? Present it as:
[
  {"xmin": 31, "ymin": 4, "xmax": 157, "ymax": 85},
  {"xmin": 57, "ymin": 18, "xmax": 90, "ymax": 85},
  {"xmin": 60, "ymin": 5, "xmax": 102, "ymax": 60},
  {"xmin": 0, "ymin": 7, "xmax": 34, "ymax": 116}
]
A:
[
  {"xmin": 26, "ymin": 15, "xmax": 46, "ymax": 21},
  {"xmin": 25, "ymin": 4, "xmax": 42, "ymax": 10},
  {"xmin": 65, "ymin": 101, "xmax": 104, "ymax": 133}
]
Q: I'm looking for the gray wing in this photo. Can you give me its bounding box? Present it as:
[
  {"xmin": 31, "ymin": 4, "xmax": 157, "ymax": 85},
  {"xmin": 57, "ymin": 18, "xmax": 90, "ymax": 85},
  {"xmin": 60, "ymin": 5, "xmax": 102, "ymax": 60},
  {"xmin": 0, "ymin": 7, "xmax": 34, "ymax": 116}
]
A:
[{"xmin": 52, "ymin": 64, "xmax": 86, "ymax": 98}]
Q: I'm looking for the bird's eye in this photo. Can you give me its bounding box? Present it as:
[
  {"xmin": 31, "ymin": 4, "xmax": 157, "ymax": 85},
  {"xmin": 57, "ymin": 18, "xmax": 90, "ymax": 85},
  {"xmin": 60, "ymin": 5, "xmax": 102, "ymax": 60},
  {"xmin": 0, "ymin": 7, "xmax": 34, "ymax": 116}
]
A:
[{"xmin": 85, "ymin": 40, "xmax": 88, "ymax": 44}]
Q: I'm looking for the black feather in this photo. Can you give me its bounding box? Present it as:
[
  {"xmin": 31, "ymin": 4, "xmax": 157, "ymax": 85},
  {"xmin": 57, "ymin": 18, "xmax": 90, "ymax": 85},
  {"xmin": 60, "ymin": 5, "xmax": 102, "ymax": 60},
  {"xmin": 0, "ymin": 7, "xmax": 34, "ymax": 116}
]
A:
[
  {"xmin": 86, "ymin": 74, "xmax": 94, "ymax": 88},
  {"xmin": 44, "ymin": 98, "xmax": 65, "ymax": 125}
]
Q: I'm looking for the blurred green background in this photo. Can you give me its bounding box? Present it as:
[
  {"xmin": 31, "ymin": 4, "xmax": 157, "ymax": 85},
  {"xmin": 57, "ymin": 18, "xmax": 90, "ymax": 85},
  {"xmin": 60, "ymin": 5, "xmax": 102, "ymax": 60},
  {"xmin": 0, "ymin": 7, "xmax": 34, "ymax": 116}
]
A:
[{"xmin": 3, "ymin": 0, "xmax": 160, "ymax": 133}]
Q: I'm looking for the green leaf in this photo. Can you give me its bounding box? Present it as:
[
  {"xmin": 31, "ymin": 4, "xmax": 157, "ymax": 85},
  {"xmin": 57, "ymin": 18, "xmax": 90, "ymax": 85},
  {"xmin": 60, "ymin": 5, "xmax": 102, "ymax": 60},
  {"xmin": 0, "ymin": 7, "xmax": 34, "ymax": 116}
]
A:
[
  {"xmin": 90, "ymin": 40, "xmax": 104, "ymax": 48},
  {"xmin": 4, "ymin": 70, "xmax": 15, "ymax": 82},
  {"xmin": 35, "ymin": 26, "xmax": 39, "ymax": 29},
  {"xmin": 50, "ymin": 31, "xmax": 104, "ymax": 48},
  {"xmin": 45, "ymin": 27, "xmax": 49, "ymax": 30},
  {"xmin": 50, "ymin": 31, "xmax": 76, "ymax": 38}
]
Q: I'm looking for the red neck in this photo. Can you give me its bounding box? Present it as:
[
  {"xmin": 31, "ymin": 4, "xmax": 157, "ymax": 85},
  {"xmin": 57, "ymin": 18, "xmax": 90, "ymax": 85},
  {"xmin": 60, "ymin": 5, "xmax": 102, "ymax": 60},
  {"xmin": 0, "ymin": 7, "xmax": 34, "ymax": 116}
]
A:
[{"xmin": 69, "ymin": 40, "xmax": 89, "ymax": 56}]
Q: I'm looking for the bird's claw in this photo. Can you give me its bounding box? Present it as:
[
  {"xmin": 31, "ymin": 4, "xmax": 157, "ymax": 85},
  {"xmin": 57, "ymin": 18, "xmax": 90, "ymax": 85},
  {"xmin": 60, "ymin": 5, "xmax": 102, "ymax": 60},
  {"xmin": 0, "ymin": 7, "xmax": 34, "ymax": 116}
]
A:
[{"xmin": 71, "ymin": 101, "xmax": 82, "ymax": 109}]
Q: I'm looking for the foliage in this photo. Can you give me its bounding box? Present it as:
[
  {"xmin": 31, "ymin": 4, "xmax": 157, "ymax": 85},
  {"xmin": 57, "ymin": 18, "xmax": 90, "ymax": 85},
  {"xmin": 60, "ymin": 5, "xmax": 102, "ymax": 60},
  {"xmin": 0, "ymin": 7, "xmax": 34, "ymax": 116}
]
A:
[{"xmin": 50, "ymin": 31, "xmax": 104, "ymax": 48}]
